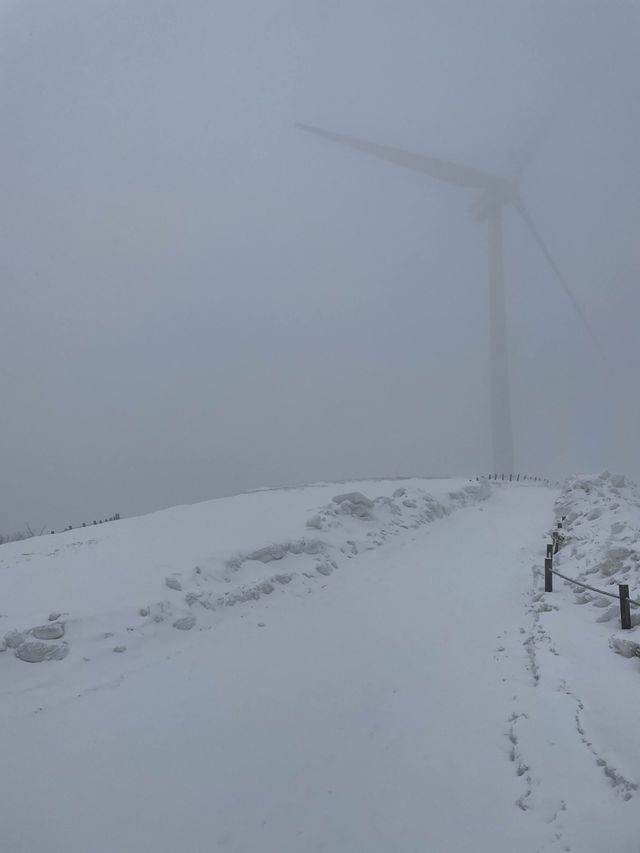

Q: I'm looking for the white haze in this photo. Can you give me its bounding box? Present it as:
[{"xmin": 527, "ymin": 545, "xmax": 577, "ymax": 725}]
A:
[{"xmin": 1, "ymin": 0, "xmax": 639, "ymax": 532}]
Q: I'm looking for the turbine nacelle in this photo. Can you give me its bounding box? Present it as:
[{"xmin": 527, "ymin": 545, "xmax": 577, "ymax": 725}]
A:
[{"xmin": 470, "ymin": 181, "xmax": 519, "ymax": 222}]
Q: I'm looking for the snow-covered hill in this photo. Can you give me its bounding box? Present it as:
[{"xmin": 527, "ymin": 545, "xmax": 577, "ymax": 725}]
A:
[{"xmin": 1, "ymin": 475, "xmax": 639, "ymax": 852}]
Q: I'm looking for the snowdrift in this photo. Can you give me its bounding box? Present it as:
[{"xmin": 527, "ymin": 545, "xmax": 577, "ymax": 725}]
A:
[
  {"xmin": 0, "ymin": 477, "xmax": 488, "ymax": 669},
  {"xmin": 552, "ymin": 471, "xmax": 640, "ymax": 648}
]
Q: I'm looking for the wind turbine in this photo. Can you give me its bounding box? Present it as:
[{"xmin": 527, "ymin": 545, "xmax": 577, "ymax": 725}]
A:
[{"xmin": 296, "ymin": 97, "xmax": 602, "ymax": 475}]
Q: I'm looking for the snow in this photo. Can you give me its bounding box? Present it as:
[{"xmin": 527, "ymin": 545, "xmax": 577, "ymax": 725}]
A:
[
  {"xmin": 1, "ymin": 475, "xmax": 639, "ymax": 851},
  {"xmin": 0, "ymin": 477, "xmax": 486, "ymax": 665}
]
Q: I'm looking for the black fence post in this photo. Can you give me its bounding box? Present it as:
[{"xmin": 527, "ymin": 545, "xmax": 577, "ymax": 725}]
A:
[
  {"xmin": 546, "ymin": 544, "xmax": 553, "ymax": 560},
  {"xmin": 619, "ymin": 584, "xmax": 631, "ymax": 630},
  {"xmin": 545, "ymin": 558, "xmax": 553, "ymax": 592}
]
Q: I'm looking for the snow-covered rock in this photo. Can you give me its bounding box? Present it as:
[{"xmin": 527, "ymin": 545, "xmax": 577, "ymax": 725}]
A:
[
  {"xmin": 32, "ymin": 623, "xmax": 65, "ymax": 640},
  {"xmin": 4, "ymin": 630, "xmax": 28, "ymax": 649},
  {"xmin": 173, "ymin": 615, "xmax": 196, "ymax": 631},
  {"xmin": 15, "ymin": 641, "xmax": 68, "ymax": 663},
  {"xmin": 609, "ymin": 636, "xmax": 640, "ymax": 658},
  {"xmin": 332, "ymin": 492, "xmax": 374, "ymax": 508}
]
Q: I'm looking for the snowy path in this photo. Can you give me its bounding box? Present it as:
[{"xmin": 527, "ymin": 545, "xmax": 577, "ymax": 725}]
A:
[{"xmin": 2, "ymin": 485, "xmax": 639, "ymax": 852}]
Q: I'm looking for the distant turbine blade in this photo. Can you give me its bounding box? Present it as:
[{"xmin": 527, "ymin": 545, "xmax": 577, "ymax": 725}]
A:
[
  {"xmin": 511, "ymin": 60, "xmax": 599, "ymax": 178},
  {"xmin": 296, "ymin": 123, "xmax": 505, "ymax": 191},
  {"xmin": 514, "ymin": 199, "xmax": 609, "ymax": 368}
]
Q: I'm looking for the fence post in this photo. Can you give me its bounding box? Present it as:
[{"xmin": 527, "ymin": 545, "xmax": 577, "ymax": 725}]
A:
[
  {"xmin": 517, "ymin": 474, "xmax": 520, "ymax": 481},
  {"xmin": 546, "ymin": 544, "xmax": 553, "ymax": 560},
  {"xmin": 619, "ymin": 584, "xmax": 631, "ymax": 630},
  {"xmin": 545, "ymin": 558, "xmax": 553, "ymax": 592}
]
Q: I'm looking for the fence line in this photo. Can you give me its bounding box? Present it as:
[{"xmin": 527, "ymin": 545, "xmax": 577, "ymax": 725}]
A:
[
  {"xmin": 475, "ymin": 478, "xmax": 636, "ymax": 628},
  {"xmin": 544, "ymin": 519, "xmax": 637, "ymax": 630},
  {"xmin": 478, "ymin": 473, "xmax": 561, "ymax": 487}
]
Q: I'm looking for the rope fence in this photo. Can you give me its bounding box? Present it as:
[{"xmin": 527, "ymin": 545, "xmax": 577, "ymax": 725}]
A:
[
  {"xmin": 544, "ymin": 518, "xmax": 638, "ymax": 629},
  {"xmin": 480, "ymin": 478, "xmax": 640, "ymax": 629},
  {"xmin": 550, "ymin": 567, "xmax": 640, "ymax": 608},
  {"xmin": 476, "ymin": 474, "xmax": 640, "ymax": 630}
]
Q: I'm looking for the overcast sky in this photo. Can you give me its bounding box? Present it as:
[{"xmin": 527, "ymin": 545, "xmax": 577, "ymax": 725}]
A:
[{"xmin": 1, "ymin": 0, "xmax": 639, "ymax": 533}]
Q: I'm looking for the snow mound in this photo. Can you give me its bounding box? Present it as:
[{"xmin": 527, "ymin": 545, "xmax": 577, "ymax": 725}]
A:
[
  {"xmin": 552, "ymin": 472, "xmax": 640, "ymax": 640},
  {"xmin": 0, "ymin": 477, "xmax": 490, "ymax": 671}
]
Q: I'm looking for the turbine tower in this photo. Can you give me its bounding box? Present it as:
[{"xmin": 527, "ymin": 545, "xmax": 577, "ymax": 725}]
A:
[{"xmin": 296, "ymin": 114, "xmax": 603, "ymax": 474}]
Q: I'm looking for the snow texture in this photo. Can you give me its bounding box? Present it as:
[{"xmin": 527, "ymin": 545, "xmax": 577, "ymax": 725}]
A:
[{"xmin": 0, "ymin": 475, "xmax": 639, "ymax": 851}]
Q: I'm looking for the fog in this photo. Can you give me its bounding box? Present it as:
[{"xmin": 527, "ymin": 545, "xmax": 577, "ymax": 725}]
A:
[{"xmin": 1, "ymin": 0, "xmax": 639, "ymax": 533}]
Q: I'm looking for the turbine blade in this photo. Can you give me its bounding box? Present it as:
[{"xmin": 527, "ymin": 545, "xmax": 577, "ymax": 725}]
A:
[
  {"xmin": 296, "ymin": 123, "xmax": 505, "ymax": 191},
  {"xmin": 514, "ymin": 199, "xmax": 609, "ymax": 368},
  {"xmin": 510, "ymin": 60, "xmax": 599, "ymax": 178}
]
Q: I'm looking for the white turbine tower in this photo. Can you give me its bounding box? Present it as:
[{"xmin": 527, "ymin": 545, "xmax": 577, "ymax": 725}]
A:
[{"xmin": 296, "ymin": 106, "xmax": 603, "ymax": 474}]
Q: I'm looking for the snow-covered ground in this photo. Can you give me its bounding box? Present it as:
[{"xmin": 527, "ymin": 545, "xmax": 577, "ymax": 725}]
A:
[
  {"xmin": 0, "ymin": 477, "xmax": 487, "ymax": 669},
  {"xmin": 1, "ymin": 475, "xmax": 639, "ymax": 852}
]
